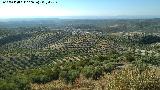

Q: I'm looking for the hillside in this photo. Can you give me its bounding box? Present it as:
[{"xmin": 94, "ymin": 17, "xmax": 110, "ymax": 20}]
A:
[{"xmin": 0, "ymin": 19, "xmax": 160, "ymax": 90}]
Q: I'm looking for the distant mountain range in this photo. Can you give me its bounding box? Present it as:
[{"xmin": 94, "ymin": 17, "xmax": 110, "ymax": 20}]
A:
[
  {"xmin": 0, "ymin": 15, "xmax": 160, "ymax": 21},
  {"xmin": 0, "ymin": 16, "xmax": 160, "ymax": 28}
]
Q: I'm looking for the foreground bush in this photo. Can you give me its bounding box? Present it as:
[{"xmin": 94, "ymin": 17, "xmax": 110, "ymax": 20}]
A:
[
  {"xmin": 101, "ymin": 66, "xmax": 160, "ymax": 90},
  {"xmin": 82, "ymin": 66, "xmax": 104, "ymax": 80},
  {"xmin": 0, "ymin": 75, "xmax": 31, "ymax": 90},
  {"xmin": 60, "ymin": 69, "xmax": 80, "ymax": 84},
  {"xmin": 30, "ymin": 67, "xmax": 59, "ymax": 84}
]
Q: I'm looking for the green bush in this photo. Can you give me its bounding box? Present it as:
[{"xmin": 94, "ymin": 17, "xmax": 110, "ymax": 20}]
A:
[
  {"xmin": 60, "ymin": 69, "xmax": 80, "ymax": 84},
  {"xmin": 31, "ymin": 74, "xmax": 50, "ymax": 84},
  {"xmin": 12, "ymin": 75, "xmax": 31, "ymax": 90},
  {"xmin": 142, "ymin": 56, "xmax": 160, "ymax": 66},
  {"xmin": 0, "ymin": 75, "xmax": 31, "ymax": 90},
  {"xmin": 103, "ymin": 62, "xmax": 116, "ymax": 73},
  {"xmin": 98, "ymin": 55, "xmax": 109, "ymax": 62},
  {"xmin": 0, "ymin": 80, "xmax": 17, "ymax": 90},
  {"xmin": 31, "ymin": 68, "xmax": 59, "ymax": 84},
  {"xmin": 132, "ymin": 60, "xmax": 148, "ymax": 73},
  {"xmin": 81, "ymin": 66, "xmax": 94, "ymax": 79},
  {"xmin": 45, "ymin": 67, "xmax": 60, "ymax": 80},
  {"xmin": 82, "ymin": 66, "xmax": 104, "ymax": 80},
  {"xmin": 92, "ymin": 67, "xmax": 104, "ymax": 80},
  {"xmin": 125, "ymin": 53, "xmax": 135, "ymax": 62}
]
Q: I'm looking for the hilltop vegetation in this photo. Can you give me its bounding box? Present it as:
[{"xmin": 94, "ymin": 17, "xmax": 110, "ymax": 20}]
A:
[{"xmin": 0, "ymin": 19, "xmax": 160, "ymax": 90}]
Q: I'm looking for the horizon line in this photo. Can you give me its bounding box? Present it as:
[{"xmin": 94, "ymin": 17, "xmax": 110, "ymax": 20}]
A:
[{"xmin": 0, "ymin": 15, "xmax": 160, "ymax": 20}]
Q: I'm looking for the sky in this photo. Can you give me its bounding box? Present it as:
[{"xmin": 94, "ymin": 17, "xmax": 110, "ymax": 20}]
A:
[{"xmin": 0, "ymin": 0, "xmax": 160, "ymax": 18}]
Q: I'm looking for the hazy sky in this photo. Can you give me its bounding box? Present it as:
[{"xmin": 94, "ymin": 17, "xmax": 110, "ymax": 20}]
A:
[{"xmin": 0, "ymin": 0, "xmax": 160, "ymax": 18}]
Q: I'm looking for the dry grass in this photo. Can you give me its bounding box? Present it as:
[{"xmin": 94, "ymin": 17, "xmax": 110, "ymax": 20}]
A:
[{"xmin": 96, "ymin": 66, "xmax": 160, "ymax": 90}]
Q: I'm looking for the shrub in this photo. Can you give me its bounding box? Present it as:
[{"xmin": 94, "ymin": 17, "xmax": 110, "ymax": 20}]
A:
[
  {"xmin": 98, "ymin": 55, "xmax": 109, "ymax": 62},
  {"xmin": 103, "ymin": 62, "xmax": 116, "ymax": 73},
  {"xmin": 0, "ymin": 75, "xmax": 31, "ymax": 90},
  {"xmin": 141, "ymin": 56, "xmax": 160, "ymax": 66},
  {"xmin": 31, "ymin": 74, "xmax": 50, "ymax": 84},
  {"xmin": 125, "ymin": 52, "xmax": 135, "ymax": 62},
  {"xmin": 45, "ymin": 67, "xmax": 60, "ymax": 80},
  {"xmin": 30, "ymin": 67, "xmax": 60, "ymax": 84},
  {"xmin": 92, "ymin": 67, "xmax": 104, "ymax": 80},
  {"xmin": 132, "ymin": 60, "xmax": 148, "ymax": 73},
  {"xmin": 82, "ymin": 66, "xmax": 104, "ymax": 80},
  {"xmin": 12, "ymin": 75, "xmax": 31, "ymax": 90},
  {"xmin": 0, "ymin": 80, "xmax": 17, "ymax": 90},
  {"xmin": 66, "ymin": 70, "xmax": 80, "ymax": 84},
  {"xmin": 60, "ymin": 70, "xmax": 80, "ymax": 84}
]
